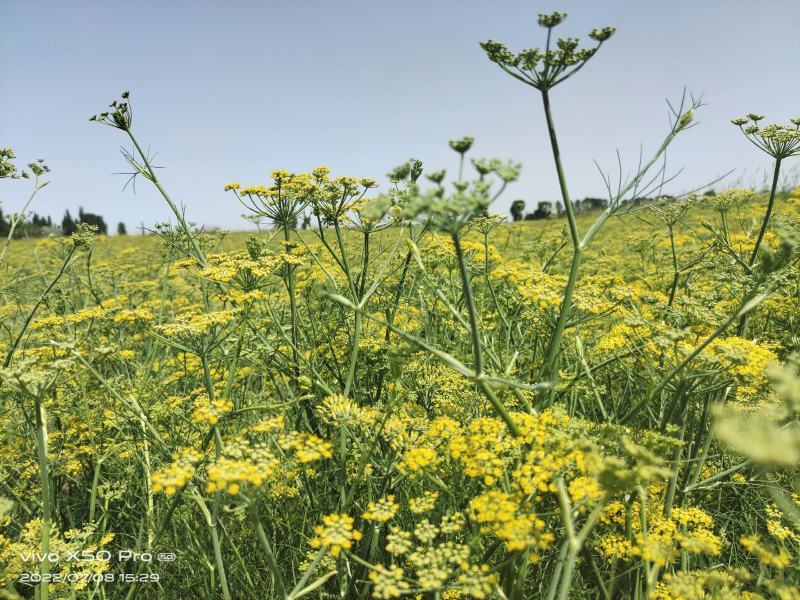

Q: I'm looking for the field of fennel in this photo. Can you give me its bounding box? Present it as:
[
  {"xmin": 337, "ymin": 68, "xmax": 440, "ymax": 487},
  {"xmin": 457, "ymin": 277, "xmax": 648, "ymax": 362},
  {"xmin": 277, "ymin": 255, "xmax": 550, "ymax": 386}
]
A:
[{"xmin": 2, "ymin": 11, "xmax": 800, "ymax": 600}]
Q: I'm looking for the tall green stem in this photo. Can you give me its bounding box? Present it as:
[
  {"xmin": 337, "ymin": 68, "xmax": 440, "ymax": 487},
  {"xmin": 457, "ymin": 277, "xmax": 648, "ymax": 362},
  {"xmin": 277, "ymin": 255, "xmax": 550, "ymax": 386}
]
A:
[
  {"xmin": 283, "ymin": 223, "xmax": 300, "ymax": 381},
  {"xmin": 125, "ymin": 130, "xmax": 206, "ymax": 267},
  {"xmin": 539, "ymin": 88, "xmax": 581, "ymax": 387},
  {"xmin": 254, "ymin": 519, "xmax": 287, "ymax": 599},
  {"xmin": 4, "ymin": 246, "xmax": 77, "ymax": 368},
  {"xmin": 201, "ymin": 355, "xmax": 231, "ymax": 600},
  {"xmin": 749, "ymin": 158, "xmax": 782, "ymax": 268},
  {"xmin": 0, "ymin": 174, "xmax": 46, "ymax": 271},
  {"xmin": 739, "ymin": 157, "xmax": 782, "ymax": 336},
  {"xmin": 452, "ymin": 232, "xmax": 483, "ymax": 375},
  {"xmin": 34, "ymin": 397, "xmax": 51, "ymax": 600},
  {"xmin": 667, "ymin": 224, "xmax": 680, "ymax": 306},
  {"xmin": 453, "ymin": 231, "xmax": 521, "ymax": 436},
  {"xmin": 333, "ymin": 220, "xmax": 361, "ymax": 398}
]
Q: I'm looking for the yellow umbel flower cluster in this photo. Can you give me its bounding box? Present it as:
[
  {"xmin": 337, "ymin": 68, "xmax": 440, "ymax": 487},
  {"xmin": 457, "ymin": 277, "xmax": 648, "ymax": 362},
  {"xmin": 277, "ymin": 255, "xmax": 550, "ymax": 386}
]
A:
[
  {"xmin": 191, "ymin": 394, "xmax": 234, "ymax": 426},
  {"xmin": 278, "ymin": 432, "xmax": 333, "ymax": 463},
  {"xmin": 151, "ymin": 448, "xmax": 203, "ymax": 495},
  {"xmin": 397, "ymin": 447, "xmax": 439, "ymax": 474},
  {"xmin": 309, "ymin": 513, "xmax": 362, "ymax": 557},
  {"xmin": 469, "ymin": 490, "xmax": 554, "ymax": 554},
  {"xmin": 740, "ymin": 534, "xmax": 792, "ymax": 568},
  {"xmin": 205, "ymin": 446, "xmax": 279, "ymax": 494},
  {"xmin": 368, "ymin": 564, "xmax": 410, "ymax": 599},
  {"xmin": 363, "ymin": 495, "xmax": 400, "ymax": 522}
]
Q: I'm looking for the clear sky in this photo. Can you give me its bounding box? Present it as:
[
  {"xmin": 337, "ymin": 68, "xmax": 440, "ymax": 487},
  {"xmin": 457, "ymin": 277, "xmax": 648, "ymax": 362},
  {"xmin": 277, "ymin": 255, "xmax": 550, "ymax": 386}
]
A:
[{"xmin": 2, "ymin": 0, "xmax": 799, "ymax": 232}]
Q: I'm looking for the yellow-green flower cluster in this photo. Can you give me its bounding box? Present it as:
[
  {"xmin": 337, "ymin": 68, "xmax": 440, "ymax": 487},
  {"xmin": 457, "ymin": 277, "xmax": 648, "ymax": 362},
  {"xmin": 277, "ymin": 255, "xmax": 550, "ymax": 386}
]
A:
[
  {"xmin": 205, "ymin": 445, "xmax": 279, "ymax": 494},
  {"xmin": 191, "ymin": 394, "xmax": 234, "ymax": 426},
  {"xmin": 151, "ymin": 448, "xmax": 203, "ymax": 495},
  {"xmin": 278, "ymin": 432, "xmax": 333, "ymax": 463},
  {"xmin": 363, "ymin": 495, "xmax": 400, "ymax": 522},
  {"xmin": 309, "ymin": 513, "xmax": 362, "ymax": 557}
]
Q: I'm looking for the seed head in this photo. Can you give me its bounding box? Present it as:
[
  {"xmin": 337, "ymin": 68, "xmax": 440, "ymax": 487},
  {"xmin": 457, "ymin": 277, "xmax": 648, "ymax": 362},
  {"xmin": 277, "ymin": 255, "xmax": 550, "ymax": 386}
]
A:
[
  {"xmin": 538, "ymin": 11, "xmax": 567, "ymax": 28},
  {"xmin": 589, "ymin": 26, "xmax": 616, "ymax": 42},
  {"xmin": 449, "ymin": 136, "xmax": 475, "ymax": 155}
]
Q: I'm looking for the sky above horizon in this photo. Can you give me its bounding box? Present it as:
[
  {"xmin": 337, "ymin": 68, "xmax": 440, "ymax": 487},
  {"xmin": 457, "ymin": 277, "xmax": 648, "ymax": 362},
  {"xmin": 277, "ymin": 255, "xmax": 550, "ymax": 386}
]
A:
[{"xmin": 2, "ymin": 0, "xmax": 799, "ymax": 232}]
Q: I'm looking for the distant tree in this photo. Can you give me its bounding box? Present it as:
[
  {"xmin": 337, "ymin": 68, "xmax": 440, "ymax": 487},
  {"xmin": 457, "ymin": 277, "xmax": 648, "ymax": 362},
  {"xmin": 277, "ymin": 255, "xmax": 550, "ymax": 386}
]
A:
[
  {"xmin": 77, "ymin": 206, "xmax": 108, "ymax": 235},
  {"xmin": 510, "ymin": 200, "xmax": 526, "ymax": 221},
  {"xmin": 62, "ymin": 210, "xmax": 76, "ymax": 235},
  {"xmin": 583, "ymin": 197, "xmax": 609, "ymax": 211},
  {"xmin": 704, "ymin": 189, "xmax": 716, "ymax": 197},
  {"xmin": 523, "ymin": 212, "xmax": 536, "ymax": 221},
  {"xmin": 532, "ymin": 201, "xmax": 554, "ymax": 220},
  {"xmin": 117, "ymin": 222, "xmax": 127, "ymax": 235}
]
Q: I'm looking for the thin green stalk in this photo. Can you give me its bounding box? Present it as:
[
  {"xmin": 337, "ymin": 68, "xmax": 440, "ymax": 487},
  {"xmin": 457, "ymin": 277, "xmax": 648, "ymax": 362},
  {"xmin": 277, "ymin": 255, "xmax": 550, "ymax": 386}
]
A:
[
  {"xmin": 373, "ymin": 251, "xmax": 413, "ymax": 404},
  {"xmin": 739, "ymin": 157, "xmax": 782, "ymax": 336},
  {"xmin": 663, "ymin": 415, "xmax": 688, "ymax": 519},
  {"xmin": 88, "ymin": 455, "xmax": 109, "ymax": 524},
  {"xmin": 255, "ymin": 518, "xmax": 288, "ymax": 599},
  {"xmin": 209, "ymin": 434, "xmax": 231, "ymax": 600},
  {"xmin": 546, "ymin": 541, "xmax": 569, "ymax": 600},
  {"xmin": 283, "ymin": 223, "xmax": 301, "ymax": 381},
  {"xmin": 201, "ymin": 355, "xmax": 231, "ymax": 600},
  {"xmin": 359, "ymin": 230, "xmax": 370, "ymax": 298},
  {"xmin": 34, "ymin": 397, "xmax": 51, "ymax": 600},
  {"xmin": 667, "ymin": 224, "xmax": 680, "ymax": 306},
  {"xmin": 4, "ymin": 245, "xmax": 77, "ymax": 368},
  {"xmin": 333, "ymin": 220, "xmax": 361, "ymax": 397},
  {"xmin": 477, "ymin": 379, "xmax": 522, "ymax": 437},
  {"xmin": 0, "ymin": 173, "xmax": 47, "ymax": 271},
  {"xmin": 483, "ymin": 231, "xmax": 510, "ymax": 332},
  {"xmin": 683, "ymin": 460, "xmax": 751, "ymax": 493},
  {"xmin": 344, "ymin": 310, "xmax": 362, "ymax": 398},
  {"xmin": 541, "ymin": 89, "xmax": 580, "ymax": 246},
  {"xmin": 85, "ymin": 246, "xmax": 103, "ymax": 305},
  {"xmin": 140, "ymin": 418, "xmax": 154, "ymax": 547},
  {"xmin": 453, "ymin": 231, "xmax": 521, "ymax": 435},
  {"xmin": 748, "ymin": 157, "xmax": 782, "ymax": 268},
  {"xmin": 72, "ymin": 351, "xmax": 168, "ymax": 450},
  {"xmin": 452, "ymin": 232, "xmax": 483, "ymax": 375},
  {"xmin": 125, "ymin": 130, "xmax": 207, "ymax": 267},
  {"xmin": 538, "ymin": 88, "xmax": 581, "ymax": 386},
  {"xmin": 554, "ymin": 479, "xmax": 609, "ymax": 600},
  {"xmin": 540, "ymin": 250, "xmax": 582, "ymax": 390},
  {"xmin": 621, "ymin": 293, "xmax": 765, "ymax": 424}
]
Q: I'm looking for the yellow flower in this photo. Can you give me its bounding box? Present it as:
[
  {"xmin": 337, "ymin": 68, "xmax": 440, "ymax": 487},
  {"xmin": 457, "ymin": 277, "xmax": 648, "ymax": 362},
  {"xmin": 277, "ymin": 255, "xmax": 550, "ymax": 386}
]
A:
[
  {"xmin": 363, "ymin": 495, "xmax": 400, "ymax": 522},
  {"xmin": 397, "ymin": 447, "xmax": 438, "ymax": 474},
  {"xmin": 309, "ymin": 513, "xmax": 362, "ymax": 557},
  {"xmin": 369, "ymin": 564, "xmax": 409, "ymax": 599},
  {"xmin": 278, "ymin": 432, "xmax": 333, "ymax": 463}
]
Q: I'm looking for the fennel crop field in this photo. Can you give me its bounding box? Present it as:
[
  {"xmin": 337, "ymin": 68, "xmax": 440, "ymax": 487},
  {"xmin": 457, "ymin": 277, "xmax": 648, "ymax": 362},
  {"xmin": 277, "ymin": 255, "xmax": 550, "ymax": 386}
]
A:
[{"xmin": 2, "ymin": 9, "xmax": 800, "ymax": 600}]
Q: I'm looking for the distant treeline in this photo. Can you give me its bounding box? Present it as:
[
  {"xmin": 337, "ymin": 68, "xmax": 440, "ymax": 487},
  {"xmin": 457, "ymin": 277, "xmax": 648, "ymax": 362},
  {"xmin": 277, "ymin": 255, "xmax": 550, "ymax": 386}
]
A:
[
  {"xmin": 509, "ymin": 190, "xmax": 718, "ymax": 221},
  {"xmin": 509, "ymin": 197, "xmax": 611, "ymax": 221},
  {"xmin": 0, "ymin": 206, "xmax": 127, "ymax": 238}
]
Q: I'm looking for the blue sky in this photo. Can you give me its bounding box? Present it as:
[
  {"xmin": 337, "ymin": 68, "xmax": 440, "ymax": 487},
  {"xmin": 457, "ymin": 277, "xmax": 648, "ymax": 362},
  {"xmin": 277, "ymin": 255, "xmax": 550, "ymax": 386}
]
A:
[{"xmin": 1, "ymin": 0, "xmax": 799, "ymax": 232}]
